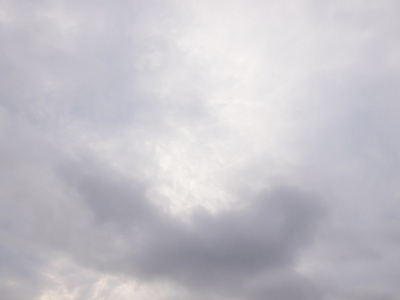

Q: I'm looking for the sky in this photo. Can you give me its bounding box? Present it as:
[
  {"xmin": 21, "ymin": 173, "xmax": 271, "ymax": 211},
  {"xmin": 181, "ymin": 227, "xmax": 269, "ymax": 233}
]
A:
[{"xmin": 1, "ymin": 0, "xmax": 400, "ymax": 299}]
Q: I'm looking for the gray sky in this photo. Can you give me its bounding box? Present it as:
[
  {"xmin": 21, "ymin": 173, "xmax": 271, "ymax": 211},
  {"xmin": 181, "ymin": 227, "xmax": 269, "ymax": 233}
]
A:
[{"xmin": 1, "ymin": 0, "xmax": 400, "ymax": 299}]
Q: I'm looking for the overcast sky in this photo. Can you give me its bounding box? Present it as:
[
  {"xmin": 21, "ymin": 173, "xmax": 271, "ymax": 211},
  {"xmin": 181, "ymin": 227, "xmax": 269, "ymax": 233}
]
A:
[{"xmin": 1, "ymin": 0, "xmax": 400, "ymax": 299}]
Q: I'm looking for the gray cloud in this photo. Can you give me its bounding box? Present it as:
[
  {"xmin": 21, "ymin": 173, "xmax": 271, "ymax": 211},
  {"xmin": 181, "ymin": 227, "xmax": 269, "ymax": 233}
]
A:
[
  {"xmin": 0, "ymin": 244, "xmax": 44, "ymax": 300},
  {"xmin": 0, "ymin": 119, "xmax": 323, "ymax": 299},
  {"xmin": 57, "ymin": 158, "xmax": 323, "ymax": 298},
  {"xmin": 1, "ymin": 0, "xmax": 400, "ymax": 299}
]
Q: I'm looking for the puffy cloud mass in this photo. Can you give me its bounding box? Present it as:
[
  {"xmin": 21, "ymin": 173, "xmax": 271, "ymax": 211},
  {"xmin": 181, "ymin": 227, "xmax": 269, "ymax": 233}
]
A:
[{"xmin": 1, "ymin": 0, "xmax": 400, "ymax": 299}]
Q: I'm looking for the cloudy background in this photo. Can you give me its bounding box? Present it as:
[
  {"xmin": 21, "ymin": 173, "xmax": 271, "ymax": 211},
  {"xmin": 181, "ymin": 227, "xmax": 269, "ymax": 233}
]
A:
[{"xmin": 1, "ymin": 0, "xmax": 400, "ymax": 299}]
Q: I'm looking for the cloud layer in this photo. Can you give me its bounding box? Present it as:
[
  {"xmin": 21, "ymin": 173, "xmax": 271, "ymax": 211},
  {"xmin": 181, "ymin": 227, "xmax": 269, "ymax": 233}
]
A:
[{"xmin": 1, "ymin": 0, "xmax": 400, "ymax": 299}]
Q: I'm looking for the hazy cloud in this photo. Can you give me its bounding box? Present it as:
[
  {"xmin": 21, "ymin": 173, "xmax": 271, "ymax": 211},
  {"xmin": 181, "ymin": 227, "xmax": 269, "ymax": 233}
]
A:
[{"xmin": 1, "ymin": 0, "xmax": 400, "ymax": 299}]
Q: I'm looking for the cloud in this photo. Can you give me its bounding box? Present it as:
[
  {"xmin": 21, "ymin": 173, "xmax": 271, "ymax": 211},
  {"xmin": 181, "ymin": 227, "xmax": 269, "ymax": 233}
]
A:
[
  {"xmin": 1, "ymin": 0, "xmax": 400, "ymax": 299},
  {"xmin": 0, "ymin": 244, "xmax": 45, "ymax": 300},
  {"xmin": 0, "ymin": 116, "xmax": 323, "ymax": 299},
  {"xmin": 0, "ymin": 129, "xmax": 323, "ymax": 299},
  {"xmin": 58, "ymin": 157, "xmax": 323, "ymax": 298}
]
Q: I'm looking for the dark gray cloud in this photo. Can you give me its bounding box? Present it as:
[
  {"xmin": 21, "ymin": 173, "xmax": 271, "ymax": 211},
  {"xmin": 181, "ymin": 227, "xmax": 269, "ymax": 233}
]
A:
[
  {"xmin": 56, "ymin": 157, "xmax": 323, "ymax": 298},
  {"xmin": 132, "ymin": 188, "xmax": 320, "ymax": 281},
  {"xmin": 0, "ymin": 130, "xmax": 323, "ymax": 299}
]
